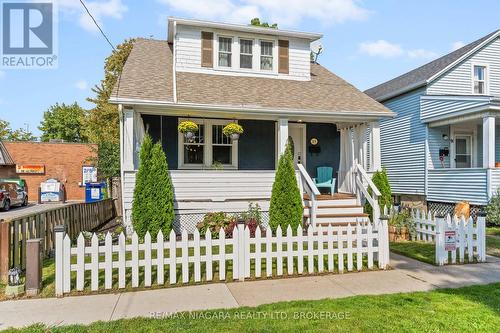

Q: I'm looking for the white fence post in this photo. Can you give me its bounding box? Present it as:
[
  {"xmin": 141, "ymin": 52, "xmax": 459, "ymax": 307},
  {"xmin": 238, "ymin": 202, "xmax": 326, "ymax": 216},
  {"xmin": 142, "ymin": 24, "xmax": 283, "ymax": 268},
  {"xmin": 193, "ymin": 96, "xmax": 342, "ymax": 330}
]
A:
[
  {"xmin": 435, "ymin": 215, "xmax": 445, "ymax": 266},
  {"xmin": 378, "ymin": 214, "xmax": 389, "ymax": 269},
  {"xmin": 237, "ymin": 220, "xmax": 245, "ymax": 282},
  {"xmin": 477, "ymin": 213, "xmax": 487, "ymax": 262},
  {"xmin": 54, "ymin": 225, "xmax": 66, "ymax": 297}
]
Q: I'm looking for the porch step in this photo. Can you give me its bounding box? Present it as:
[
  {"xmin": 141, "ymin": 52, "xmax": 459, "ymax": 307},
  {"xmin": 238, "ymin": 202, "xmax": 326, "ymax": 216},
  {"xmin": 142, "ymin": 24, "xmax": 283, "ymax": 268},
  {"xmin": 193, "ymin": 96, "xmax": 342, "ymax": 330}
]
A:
[
  {"xmin": 303, "ymin": 198, "xmax": 358, "ymax": 207},
  {"xmin": 303, "ymin": 205, "xmax": 364, "ymax": 215},
  {"xmin": 303, "ymin": 193, "xmax": 356, "ymax": 201}
]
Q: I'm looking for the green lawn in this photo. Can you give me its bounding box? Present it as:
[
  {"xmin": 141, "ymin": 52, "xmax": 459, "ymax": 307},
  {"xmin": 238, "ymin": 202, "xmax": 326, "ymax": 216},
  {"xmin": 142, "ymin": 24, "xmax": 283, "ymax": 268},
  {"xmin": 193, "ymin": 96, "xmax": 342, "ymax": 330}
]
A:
[
  {"xmin": 7, "ymin": 283, "xmax": 500, "ymax": 333},
  {"xmin": 486, "ymin": 227, "xmax": 500, "ymax": 236},
  {"xmin": 486, "ymin": 236, "xmax": 500, "ymax": 257},
  {"xmin": 390, "ymin": 241, "xmax": 436, "ymax": 264}
]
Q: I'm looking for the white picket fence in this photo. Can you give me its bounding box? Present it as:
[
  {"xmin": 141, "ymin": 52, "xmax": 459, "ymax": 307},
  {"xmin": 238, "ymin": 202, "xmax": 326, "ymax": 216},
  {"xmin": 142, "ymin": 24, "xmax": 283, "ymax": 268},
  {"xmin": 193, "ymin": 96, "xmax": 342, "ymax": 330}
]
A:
[
  {"xmin": 407, "ymin": 210, "xmax": 486, "ymax": 265},
  {"xmin": 55, "ymin": 220, "xmax": 389, "ymax": 296}
]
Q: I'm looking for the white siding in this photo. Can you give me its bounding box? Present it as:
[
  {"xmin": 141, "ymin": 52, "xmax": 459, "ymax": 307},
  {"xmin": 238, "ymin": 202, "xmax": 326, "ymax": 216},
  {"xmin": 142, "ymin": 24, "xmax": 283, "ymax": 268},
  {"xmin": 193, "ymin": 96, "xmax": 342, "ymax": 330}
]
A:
[
  {"xmin": 381, "ymin": 89, "xmax": 426, "ymax": 195},
  {"xmin": 175, "ymin": 24, "xmax": 311, "ymax": 80},
  {"xmin": 491, "ymin": 169, "xmax": 500, "ymax": 194},
  {"xmin": 428, "ymin": 36, "xmax": 500, "ymax": 96}
]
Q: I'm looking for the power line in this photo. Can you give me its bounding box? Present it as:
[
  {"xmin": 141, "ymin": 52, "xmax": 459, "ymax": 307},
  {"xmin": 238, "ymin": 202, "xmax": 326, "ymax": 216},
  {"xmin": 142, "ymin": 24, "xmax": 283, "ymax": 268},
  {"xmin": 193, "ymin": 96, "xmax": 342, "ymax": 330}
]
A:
[{"xmin": 79, "ymin": 0, "xmax": 116, "ymax": 51}]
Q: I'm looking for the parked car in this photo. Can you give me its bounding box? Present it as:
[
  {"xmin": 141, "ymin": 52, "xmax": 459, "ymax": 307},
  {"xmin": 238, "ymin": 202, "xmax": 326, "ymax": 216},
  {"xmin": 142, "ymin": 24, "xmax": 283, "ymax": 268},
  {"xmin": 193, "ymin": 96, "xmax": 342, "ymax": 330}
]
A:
[{"xmin": 0, "ymin": 182, "xmax": 28, "ymax": 211}]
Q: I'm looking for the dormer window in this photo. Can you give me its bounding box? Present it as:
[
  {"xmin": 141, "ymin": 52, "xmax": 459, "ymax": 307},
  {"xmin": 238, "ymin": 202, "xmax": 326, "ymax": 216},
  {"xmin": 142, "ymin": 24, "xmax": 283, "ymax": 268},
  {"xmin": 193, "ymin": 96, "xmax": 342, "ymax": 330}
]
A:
[
  {"xmin": 218, "ymin": 37, "xmax": 232, "ymax": 67},
  {"xmin": 260, "ymin": 41, "xmax": 273, "ymax": 70},
  {"xmin": 473, "ymin": 65, "xmax": 487, "ymax": 94},
  {"xmin": 240, "ymin": 39, "xmax": 253, "ymax": 69}
]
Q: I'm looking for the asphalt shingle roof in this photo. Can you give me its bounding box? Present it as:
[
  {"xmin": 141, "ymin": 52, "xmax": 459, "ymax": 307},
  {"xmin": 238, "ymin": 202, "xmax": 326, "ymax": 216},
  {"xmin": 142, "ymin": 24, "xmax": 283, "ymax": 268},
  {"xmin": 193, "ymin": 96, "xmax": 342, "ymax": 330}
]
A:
[
  {"xmin": 0, "ymin": 141, "xmax": 14, "ymax": 165},
  {"xmin": 365, "ymin": 30, "xmax": 500, "ymax": 101},
  {"xmin": 112, "ymin": 38, "xmax": 392, "ymax": 116}
]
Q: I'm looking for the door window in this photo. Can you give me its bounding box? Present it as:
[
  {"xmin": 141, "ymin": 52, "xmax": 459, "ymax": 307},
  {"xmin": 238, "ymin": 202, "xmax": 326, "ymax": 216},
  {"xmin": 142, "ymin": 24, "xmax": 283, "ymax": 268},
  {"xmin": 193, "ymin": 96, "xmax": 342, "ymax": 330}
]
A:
[{"xmin": 455, "ymin": 135, "xmax": 472, "ymax": 168}]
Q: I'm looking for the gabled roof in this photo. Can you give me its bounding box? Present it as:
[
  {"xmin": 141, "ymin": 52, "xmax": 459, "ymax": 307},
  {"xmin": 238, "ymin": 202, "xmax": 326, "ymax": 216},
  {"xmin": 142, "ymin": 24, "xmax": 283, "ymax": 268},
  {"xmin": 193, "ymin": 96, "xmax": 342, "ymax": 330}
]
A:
[
  {"xmin": 0, "ymin": 141, "xmax": 14, "ymax": 165},
  {"xmin": 111, "ymin": 38, "xmax": 393, "ymax": 117},
  {"xmin": 365, "ymin": 29, "xmax": 500, "ymax": 101}
]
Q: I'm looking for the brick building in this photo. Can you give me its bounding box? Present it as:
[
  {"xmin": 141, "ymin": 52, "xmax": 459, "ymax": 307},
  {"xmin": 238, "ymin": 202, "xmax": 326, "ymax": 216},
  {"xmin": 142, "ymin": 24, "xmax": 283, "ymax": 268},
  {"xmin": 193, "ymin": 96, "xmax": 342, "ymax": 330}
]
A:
[{"xmin": 1, "ymin": 141, "xmax": 97, "ymax": 201}]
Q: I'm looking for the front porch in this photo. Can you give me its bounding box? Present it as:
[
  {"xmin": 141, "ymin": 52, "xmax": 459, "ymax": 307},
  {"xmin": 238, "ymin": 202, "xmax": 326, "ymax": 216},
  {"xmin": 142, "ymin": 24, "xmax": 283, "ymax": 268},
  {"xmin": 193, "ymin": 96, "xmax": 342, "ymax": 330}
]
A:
[
  {"xmin": 423, "ymin": 95, "xmax": 500, "ymax": 204},
  {"xmin": 121, "ymin": 108, "xmax": 382, "ymax": 232}
]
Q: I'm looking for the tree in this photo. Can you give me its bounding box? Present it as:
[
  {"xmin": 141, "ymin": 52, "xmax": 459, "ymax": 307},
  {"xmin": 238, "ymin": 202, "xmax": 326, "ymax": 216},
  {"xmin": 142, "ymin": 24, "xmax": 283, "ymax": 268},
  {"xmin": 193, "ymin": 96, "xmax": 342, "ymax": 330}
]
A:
[
  {"xmin": 0, "ymin": 119, "xmax": 36, "ymax": 141},
  {"xmin": 250, "ymin": 18, "xmax": 278, "ymax": 28},
  {"xmin": 365, "ymin": 168, "xmax": 392, "ymax": 218},
  {"xmin": 85, "ymin": 39, "xmax": 135, "ymax": 145},
  {"xmin": 38, "ymin": 103, "xmax": 88, "ymax": 142},
  {"xmin": 131, "ymin": 135, "xmax": 175, "ymax": 237},
  {"xmin": 269, "ymin": 144, "xmax": 303, "ymax": 232}
]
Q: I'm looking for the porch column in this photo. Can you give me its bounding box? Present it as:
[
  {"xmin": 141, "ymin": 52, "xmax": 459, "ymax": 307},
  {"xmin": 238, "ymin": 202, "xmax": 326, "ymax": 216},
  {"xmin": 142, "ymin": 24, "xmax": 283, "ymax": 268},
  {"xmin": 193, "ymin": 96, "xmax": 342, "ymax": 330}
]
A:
[
  {"xmin": 370, "ymin": 121, "xmax": 382, "ymax": 171},
  {"xmin": 122, "ymin": 108, "xmax": 135, "ymax": 171},
  {"xmin": 483, "ymin": 116, "xmax": 495, "ymax": 168},
  {"xmin": 277, "ymin": 118, "xmax": 289, "ymax": 156}
]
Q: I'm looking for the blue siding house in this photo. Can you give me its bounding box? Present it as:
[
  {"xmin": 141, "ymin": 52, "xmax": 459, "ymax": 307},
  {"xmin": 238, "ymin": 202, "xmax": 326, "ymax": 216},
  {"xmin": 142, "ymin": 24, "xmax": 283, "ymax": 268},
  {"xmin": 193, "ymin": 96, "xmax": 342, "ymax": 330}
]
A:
[{"xmin": 366, "ymin": 29, "xmax": 500, "ymax": 211}]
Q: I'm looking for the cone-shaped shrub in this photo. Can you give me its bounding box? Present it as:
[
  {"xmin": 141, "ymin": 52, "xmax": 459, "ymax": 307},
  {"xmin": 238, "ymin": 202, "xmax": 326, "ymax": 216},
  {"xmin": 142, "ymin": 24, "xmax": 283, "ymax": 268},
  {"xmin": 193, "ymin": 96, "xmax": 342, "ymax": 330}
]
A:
[
  {"xmin": 269, "ymin": 144, "xmax": 303, "ymax": 232},
  {"xmin": 132, "ymin": 135, "xmax": 175, "ymax": 237},
  {"xmin": 132, "ymin": 134, "xmax": 153, "ymax": 237},
  {"xmin": 365, "ymin": 167, "xmax": 392, "ymax": 219}
]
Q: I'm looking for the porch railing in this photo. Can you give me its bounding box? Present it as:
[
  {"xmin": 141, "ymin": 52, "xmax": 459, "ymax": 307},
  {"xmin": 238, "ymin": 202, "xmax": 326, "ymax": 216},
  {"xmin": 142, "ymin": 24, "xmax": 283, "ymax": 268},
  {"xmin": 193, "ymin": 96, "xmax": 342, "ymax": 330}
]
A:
[
  {"xmin": 297, "ymin": 164, "xmax": 321, "ymax": 227},
  {"xmin": 355, "ymin": 164, "xmax": 381, "ymax": 224}
]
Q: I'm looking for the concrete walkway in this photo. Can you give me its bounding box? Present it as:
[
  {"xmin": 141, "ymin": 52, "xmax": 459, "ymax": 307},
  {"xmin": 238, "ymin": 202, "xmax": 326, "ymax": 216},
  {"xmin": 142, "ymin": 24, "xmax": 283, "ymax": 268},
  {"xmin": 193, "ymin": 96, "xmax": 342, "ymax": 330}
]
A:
[{"xmin": 1, "ymin": 253, "xmax": 499, "ymax": 330}]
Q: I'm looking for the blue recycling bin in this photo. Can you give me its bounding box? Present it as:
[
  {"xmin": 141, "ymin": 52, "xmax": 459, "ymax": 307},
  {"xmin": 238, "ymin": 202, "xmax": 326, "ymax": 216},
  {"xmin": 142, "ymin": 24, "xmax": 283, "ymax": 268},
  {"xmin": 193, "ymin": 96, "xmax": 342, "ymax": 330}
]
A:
[{"xmin": 85, "ymin": 182, "xmax": 106, "ymax": 203}]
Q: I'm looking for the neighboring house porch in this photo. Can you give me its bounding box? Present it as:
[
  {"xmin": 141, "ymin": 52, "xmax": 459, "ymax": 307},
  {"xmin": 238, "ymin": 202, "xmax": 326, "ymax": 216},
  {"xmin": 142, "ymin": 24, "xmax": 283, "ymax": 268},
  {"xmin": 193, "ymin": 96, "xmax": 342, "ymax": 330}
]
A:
[{"xmin": 423, "ymin": 95, "xmax": 500, "ymax": 205}]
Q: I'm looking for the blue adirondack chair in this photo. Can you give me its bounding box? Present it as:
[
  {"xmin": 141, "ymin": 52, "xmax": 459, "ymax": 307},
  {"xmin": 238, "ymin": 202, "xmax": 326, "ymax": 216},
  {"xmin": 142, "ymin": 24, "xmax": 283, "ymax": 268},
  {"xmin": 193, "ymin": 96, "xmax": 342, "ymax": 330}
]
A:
[{"xmin": 313, "ymin": 166, "xmax": 336, "ymax": 194}]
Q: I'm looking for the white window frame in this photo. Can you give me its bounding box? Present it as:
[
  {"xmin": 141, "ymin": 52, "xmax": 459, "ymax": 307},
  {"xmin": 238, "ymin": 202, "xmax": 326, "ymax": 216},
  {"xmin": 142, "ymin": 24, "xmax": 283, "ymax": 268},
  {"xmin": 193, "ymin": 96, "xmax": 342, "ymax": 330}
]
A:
[
  {"xmin": 239, "ymin": 38, "xmax": 254, "ymax": 70},
  {"xmin": 178, "ymin": 118, "xmax": 238, "ymax": 169},
  {"xmin": 259, "ymin": 39, "xmax": 274, "ymax": 71},
  {"xmin": 217, "ymin": 36, "xmax": 233, "ymax": 68},
  {"xmin": 471, "ymin": 63, "xmax": 489, "ymax": 95},
  {"xmin": 450, "ymin": 125, "xmax": 477, "ymax": 169}
]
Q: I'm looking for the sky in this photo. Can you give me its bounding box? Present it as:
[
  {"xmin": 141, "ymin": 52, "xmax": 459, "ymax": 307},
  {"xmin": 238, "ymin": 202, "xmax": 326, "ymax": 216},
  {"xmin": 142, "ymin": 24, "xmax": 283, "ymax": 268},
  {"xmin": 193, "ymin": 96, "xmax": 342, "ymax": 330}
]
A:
[{"xmin": 1, "ymin": 0, "xmax": 500, "ymax": 136}]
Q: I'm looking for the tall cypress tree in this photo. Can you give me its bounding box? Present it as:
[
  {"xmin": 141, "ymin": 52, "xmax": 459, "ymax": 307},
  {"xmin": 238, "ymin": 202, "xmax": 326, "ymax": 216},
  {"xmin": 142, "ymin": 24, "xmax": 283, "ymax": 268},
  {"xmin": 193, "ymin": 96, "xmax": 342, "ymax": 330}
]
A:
[
  {"xmin": 269, "ymin": 144, "xmax": 304, "ymax": 232},
  {"xmin": 148, "ymin": 141, "xmax": 175, "ymax": 236},
  {"xmin": 132, "ymin": 134, "xmax": 153, "ymax": 237}
]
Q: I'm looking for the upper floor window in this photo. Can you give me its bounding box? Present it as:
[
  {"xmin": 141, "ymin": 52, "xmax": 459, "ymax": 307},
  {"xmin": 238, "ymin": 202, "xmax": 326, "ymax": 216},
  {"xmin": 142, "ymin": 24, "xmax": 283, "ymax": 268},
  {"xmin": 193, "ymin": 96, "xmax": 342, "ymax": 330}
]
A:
[
  {"xmin": 473, "ymin": 65, "xmax": 487, "ymax": 94},
  {"xmin": 218, "ymin": 37, "xmax": 232, "ymax": 67},
  {"xmin": 260, "ymin": 41, "xmax": 273, "ymax": 70},
  {"xmin": 240, "ymin": 39, "xmax": 253, "ymax": 69}
]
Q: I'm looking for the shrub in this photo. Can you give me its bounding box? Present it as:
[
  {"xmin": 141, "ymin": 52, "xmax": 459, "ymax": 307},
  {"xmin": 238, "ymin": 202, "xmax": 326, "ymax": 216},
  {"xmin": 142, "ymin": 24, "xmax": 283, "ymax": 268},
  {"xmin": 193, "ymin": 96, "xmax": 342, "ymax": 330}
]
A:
[
  {"xmin": 148, "ymin": 142, "xmax": 175, "ymax": 236},
  {"xmin": 486, "ymin": 192, "xmax": 500, "ymax": 226},
  {"xmin": 132, "ymin": 135, "xmax": 174, "ymax": 237},
  {"xmin": 197, "ymin": 212, "xmax": 231, "ymax": 238},
  {"xmin": 177, "ymin": 121, "xmax": 198, "ymax": 133},
  {"xmin": 222, "ymin": 123, "xmax": 244, "ymax": 136},
  {"xmin": 269, "ymin": 144, "xmax": 303, "ymax": 232},
  {"xmin": 388, "ymin": 208, "xmax": 416, "ymax": 238},
  {"xmin": 365, "ymin": 168, "xmax": 392, "ymax": 219},
  {"xmin": 132, "ymin": 134, "xmax": 153, "ymax": 237}
]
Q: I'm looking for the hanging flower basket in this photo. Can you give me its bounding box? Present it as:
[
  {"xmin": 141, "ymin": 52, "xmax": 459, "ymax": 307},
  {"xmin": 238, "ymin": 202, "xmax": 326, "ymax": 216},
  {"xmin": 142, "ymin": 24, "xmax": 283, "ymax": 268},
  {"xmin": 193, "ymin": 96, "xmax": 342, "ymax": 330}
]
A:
[
  {"xmin": 223, "ymin": 123, "xmax": 244, "ymax": 140},
  {"xmin": 178, "ymin": 121, "xmax": 199, "ymax": 139}
]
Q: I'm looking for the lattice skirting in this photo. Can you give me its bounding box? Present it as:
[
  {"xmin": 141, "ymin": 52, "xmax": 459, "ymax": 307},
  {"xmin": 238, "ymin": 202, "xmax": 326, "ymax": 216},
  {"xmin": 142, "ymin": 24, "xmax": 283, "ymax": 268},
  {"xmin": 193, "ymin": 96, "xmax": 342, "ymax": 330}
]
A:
[
  {"xmin": 426, "ymin": 201, "xmax": 483, "ymax": 219},
  {"xmin": 173, "ymin": 211, "xmax": 270, "ymax": 234}
]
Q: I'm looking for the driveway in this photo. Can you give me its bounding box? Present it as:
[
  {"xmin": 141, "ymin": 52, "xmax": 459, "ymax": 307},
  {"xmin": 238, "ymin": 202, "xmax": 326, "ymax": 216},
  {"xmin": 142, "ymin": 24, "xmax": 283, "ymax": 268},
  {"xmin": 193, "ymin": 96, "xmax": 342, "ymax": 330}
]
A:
[{"xmin": 0, "ymin": 202, "xmax": 68, "ymax": 221}]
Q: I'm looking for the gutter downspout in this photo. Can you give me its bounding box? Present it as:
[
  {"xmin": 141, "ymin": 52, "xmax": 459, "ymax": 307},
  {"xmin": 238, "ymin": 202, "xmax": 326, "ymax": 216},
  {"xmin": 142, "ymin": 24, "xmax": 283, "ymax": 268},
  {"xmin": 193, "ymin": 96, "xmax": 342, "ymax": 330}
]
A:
[{"xmin": 172, "ymin": 20, "xmax": 178, "ymax": 103}]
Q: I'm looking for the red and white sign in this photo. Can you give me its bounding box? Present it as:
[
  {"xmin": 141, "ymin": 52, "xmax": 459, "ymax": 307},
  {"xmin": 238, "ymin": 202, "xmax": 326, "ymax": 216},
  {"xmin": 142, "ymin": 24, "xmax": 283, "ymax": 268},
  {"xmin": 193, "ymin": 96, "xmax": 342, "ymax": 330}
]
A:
[
  {"xmin": 16, "ymin": 164, "xmax": 45, "ymax": 174},
  {"xmin": 444, "ymin": 230, "xmax": 457, "ymax": 251}
]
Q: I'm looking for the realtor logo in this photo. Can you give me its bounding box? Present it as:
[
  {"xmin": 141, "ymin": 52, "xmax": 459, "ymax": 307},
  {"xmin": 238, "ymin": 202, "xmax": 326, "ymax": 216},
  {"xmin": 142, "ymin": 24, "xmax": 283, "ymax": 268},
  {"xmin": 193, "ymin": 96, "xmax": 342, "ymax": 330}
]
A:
[{"xmin": 1, "ymin": 1, "xmax": 58, "ymax": 68}]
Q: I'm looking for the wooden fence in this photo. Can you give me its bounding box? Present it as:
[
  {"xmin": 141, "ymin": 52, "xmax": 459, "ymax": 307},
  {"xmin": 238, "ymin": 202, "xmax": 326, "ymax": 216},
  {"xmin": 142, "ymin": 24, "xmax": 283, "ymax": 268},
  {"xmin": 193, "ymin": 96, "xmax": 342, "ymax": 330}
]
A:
[
  {"xmin": 410, "ymin": 209, "xmax": 486, "ymax": 265},
  {"xmin": 0, "ymin": 199, "xmax": 116, "ymax": 281},
  {"xmin": 55, "ymin": 220, "xmax": 389, "ymax": 296}
]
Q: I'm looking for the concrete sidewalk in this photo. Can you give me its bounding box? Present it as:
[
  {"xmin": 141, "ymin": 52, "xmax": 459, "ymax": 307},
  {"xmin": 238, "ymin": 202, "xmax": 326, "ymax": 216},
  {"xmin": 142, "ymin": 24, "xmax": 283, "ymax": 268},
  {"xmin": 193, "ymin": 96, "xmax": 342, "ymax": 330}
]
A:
[{"xmin": 1, "ymin": 253, "xmax": 499, "ymax": 330}]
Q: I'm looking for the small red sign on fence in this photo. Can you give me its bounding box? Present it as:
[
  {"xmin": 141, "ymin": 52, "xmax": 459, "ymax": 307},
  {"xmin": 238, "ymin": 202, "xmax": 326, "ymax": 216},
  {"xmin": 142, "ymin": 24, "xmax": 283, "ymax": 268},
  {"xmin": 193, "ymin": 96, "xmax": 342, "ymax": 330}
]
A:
[{"xmin": 444, "ymin": 230, "xmax": 457, "ymax": 251}]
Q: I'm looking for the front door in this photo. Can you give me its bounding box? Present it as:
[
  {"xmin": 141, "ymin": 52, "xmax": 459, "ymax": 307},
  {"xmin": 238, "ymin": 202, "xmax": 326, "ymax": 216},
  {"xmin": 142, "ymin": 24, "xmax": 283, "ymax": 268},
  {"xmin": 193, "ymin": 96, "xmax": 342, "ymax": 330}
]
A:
[
  {"xmin": 454, "ymin": 135, "xmax": 472, "ymax": 168},
  {"xmin": 288, "ymin": 123, "xmax": 306, "ymax": 168}
]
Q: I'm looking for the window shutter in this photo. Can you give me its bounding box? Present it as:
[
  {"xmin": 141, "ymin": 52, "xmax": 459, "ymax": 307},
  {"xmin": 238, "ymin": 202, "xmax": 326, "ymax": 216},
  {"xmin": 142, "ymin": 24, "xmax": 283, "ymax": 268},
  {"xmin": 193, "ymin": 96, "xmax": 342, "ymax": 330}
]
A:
[
  {"xmin": 201, "ymin": 32, "xmax": 213, "ymax": 68},
  {"xmin": 278, "ymin": 40, "xmax": 289, "ymax": 74}
]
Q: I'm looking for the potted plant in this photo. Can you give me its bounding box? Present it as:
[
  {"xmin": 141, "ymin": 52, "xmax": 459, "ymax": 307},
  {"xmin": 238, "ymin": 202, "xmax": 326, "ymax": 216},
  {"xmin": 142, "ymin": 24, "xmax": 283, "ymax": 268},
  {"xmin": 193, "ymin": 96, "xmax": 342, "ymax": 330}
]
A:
[
  {"xmin": 223, "ymin": 123, "xmax": 244, "ymax": 140},
  {"xmin": 388, "ymin": 208, "xmax": 414, "ymax": 241},
  {"xmin": 178, "ymin": 121, "xmax": 199, "ymax": 140}
]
